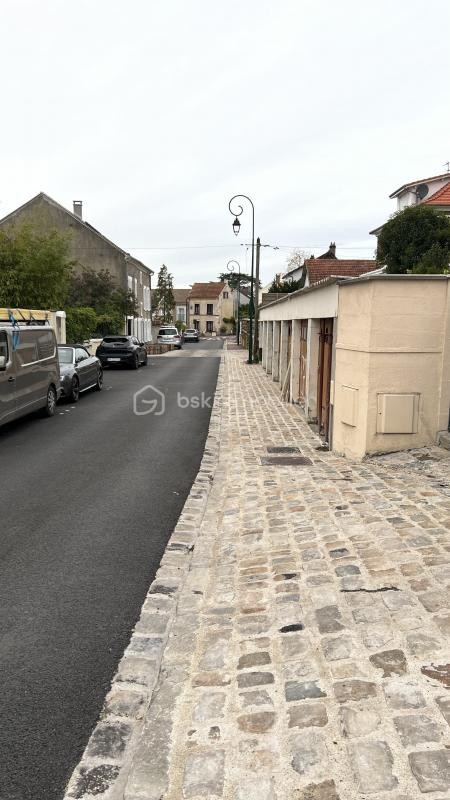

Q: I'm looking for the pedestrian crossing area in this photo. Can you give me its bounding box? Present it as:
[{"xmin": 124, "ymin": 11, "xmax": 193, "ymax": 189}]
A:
[{"xmin": 162, "ymin": 348, "xmax": 223, "ymax": 358}]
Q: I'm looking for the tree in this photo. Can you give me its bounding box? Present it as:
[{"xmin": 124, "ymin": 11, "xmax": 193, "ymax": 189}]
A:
[
  {"xmin": 67, "ymin": 268, "xmax": 138, "ymax": 317},
  {"xmin": 268, "ymin": 276, "xmax": 304, "ymax": 293},
  {"xmin": 413, "ymin": 242, "xmax": 450, "ymax": 274},
  {"xmin": 376, "ymin": 205, "xmax": 450, "ymax": 274},
  {"xmin": 66, "ymin": 267, "xmax": 138, "ymax": 340},
  {"xmin": 266, "ymin": 248, "xmax": 309, "ymax": 293},
  {"xmin": 0, "ymin": 224, "xmax": 73, "ymax": 308},
  {"xmin": 217, "ymin": 271, "xmax": 256, "ymax": 290},
  {"xmin": 153, "ymin": 264, "xmax": 175, "ymax": 322},
  {"xmin": 285, "ymin": 248, "xmax": 310, "ymax": 275}
]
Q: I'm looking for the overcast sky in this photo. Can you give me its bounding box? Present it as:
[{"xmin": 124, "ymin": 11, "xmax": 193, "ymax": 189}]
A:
[{"xmin": 2, "ymin": 0, "xmax": 450, "ymax": 287}]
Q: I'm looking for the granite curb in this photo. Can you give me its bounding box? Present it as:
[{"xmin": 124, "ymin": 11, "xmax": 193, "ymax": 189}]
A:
[{"xmin": 63, "ymin": 348, "xmax": 226, "ymax": 800}]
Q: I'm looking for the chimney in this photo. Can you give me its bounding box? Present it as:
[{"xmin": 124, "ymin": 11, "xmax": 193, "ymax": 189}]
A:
[
  {"xmin": 329, "ymin": 241, "xmax": 336, "ymax": 258},
  {"xmin": 73, "ymin": 200, "xmax": 83, "ymax": 220}
]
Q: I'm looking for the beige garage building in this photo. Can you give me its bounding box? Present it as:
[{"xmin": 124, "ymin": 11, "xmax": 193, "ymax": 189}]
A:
[{"xmin": 259, "ymin": 275, "xmax": 450, "ymax": 459}]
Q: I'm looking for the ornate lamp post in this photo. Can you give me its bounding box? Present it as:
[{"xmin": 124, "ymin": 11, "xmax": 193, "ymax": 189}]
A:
[
  {"xmin": 227, "ymin": 259, "xmax": 241, "ymax": 345},
  {"xmin": 228, "ymin": 195, "xmax": 255, "ymax": 364}
]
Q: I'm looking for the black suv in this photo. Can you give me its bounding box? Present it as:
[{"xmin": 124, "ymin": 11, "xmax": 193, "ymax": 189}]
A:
[{"xmin": 96, "ymin": 336, "xmax": 148, "ymax": 369}]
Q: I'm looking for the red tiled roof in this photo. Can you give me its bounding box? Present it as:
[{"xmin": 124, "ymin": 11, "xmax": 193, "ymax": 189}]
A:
[
  {"xmin": 424, "ymin": 181, "xmax": 450, "ymax": 206},
  {"xmin": 189, "ymin": 282, "xmax": 226, "ymax": 299},
  {"xmin": 305, "ymin": 259, "xmax": 376, "ymax": 285},
  {"xmin": 173, "ymin": 288, "xmax": 191, "ymax": 303}
]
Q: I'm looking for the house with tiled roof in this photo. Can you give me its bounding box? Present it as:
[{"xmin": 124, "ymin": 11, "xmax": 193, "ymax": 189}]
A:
[
  {"xmin": 173, "ymin": 289, "xmax": 190, "ymax": 326},
  {"xmin": 283, "ymin": 242, "xmax": 338, "ymax": 283},
  {"xmin": 151, "ymin": 287, "xmax": 191, "ymax": 327},
  {"xmin": 370, "ymin": 172, "xmax": 450, "ymax": 236},
  {"xmin": 282, "ymin": 243, "xmax": 376, "ymax": 288},
  {"xmin": 304, "ymin": 257, "xmax": 377, "ymax": 287},
  {"xmin": 187, "ymin": 281, "xmax": 234, "ymax": 334},
  {"xmin": 423, "ymin": 181, "xmax": 450, "ymax": 210}
]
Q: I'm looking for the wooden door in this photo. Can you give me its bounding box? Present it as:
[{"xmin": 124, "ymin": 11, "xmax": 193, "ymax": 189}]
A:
[
  {"xmin": 299, "ymin": 320, "xmax": 308, "ymax": 405},
  {"xmin": 317, "ymin": 318, "xmax": 333, "ymax": 440}
]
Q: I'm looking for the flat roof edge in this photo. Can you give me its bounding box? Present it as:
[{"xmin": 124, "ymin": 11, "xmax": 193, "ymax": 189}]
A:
[
  {"xmin": 260, "ymin": 273, "xmax": 450, "ymax": 311},
  {"xmin": 337, "ymin": 274, "xmax": 450, "ymax": 286},
  {"xmin": 260, "ymin": 278, "xmax": 339, "ymax": 310}
]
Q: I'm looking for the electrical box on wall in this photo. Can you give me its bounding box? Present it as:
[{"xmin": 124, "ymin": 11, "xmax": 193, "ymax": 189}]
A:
[
  {"xmin": 341, "ymin": 385, "xmax": 358, "ymax": 427},
  {"xmin": 377, "ymin": 393, "xmax": 419, "ymax": 434}
]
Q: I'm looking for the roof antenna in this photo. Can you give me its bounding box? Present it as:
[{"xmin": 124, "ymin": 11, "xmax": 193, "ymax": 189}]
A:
[{"xmin": 444, "ymin": 161, "xmax": 450, "ymax": 172}]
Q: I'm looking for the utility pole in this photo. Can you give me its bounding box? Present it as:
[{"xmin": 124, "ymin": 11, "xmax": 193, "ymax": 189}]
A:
[{"xmin": 253, "ymin": 237, "xmax": 261, "ymax": 363}]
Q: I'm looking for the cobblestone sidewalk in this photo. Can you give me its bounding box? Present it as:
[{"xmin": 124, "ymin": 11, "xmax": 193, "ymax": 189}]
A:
[{"xmin": 67, "ymin": 348, "xmax": 450, "ymax": 800}]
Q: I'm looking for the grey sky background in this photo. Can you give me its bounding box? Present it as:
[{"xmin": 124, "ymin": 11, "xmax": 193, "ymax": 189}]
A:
[{"xmin": 1, "ymin": 0, "xmax": 449, "ymax": 287}]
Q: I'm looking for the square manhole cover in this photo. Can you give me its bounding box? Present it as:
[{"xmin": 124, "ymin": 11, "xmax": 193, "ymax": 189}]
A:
[
  {"xmin": 261, "ymin": 456, "xmax": 313, "ymax": 466},
  {"xmin": 267, "ymin": 446, "xmax": 300, "ymax": 454}
]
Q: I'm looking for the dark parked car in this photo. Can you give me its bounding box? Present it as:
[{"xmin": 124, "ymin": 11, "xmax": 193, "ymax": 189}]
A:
[
  {"xmin": 58, "ymin": 345, "xmax": 103, "ymax": 402},
  {"xmin": 183, "ymin": 328, "xmax": 199, "ymax": 343},
  {"xmin": 96, "ymin": 336, "xmax": 148, "ymax": 369}
]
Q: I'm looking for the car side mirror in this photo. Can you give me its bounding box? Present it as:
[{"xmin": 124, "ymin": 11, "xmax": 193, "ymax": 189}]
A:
[{"xmin": 0, "ymin": 355, "xmax": 6, "ymax": 370}]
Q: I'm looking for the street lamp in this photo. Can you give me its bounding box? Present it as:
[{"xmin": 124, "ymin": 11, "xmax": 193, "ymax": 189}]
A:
[
  {"xmin": 227, "ymin": 259, "xmax": 241, "ymax": 345},
  {"xmin": 228, "ymin": 195, "xmax": 255, "ymax": 364}
]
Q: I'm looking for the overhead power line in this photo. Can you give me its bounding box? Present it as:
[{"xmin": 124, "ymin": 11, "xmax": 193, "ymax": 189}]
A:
[{"xmin": 126, "ymin": 243, "xmax": 374, "ymax": 251}]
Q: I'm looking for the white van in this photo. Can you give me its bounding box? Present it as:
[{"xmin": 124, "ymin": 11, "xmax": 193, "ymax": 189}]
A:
[{"xmin": 0, "ymin": 324, "xmax": 61, "ymax": 427}]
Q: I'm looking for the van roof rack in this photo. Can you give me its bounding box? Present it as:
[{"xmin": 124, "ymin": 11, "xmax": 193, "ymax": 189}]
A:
[{"xmin": 0, "ymin": 308, "xmax": 50, "ymax": 326}]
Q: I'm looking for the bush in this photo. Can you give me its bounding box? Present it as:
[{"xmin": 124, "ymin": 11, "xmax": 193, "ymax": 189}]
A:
[
  {"xmin": 377, "ymin": 205, "xmax": 450, "ymax": 274},
  {"xmin": 66, "ymin": 307, "xmax": 126, "ymax": 342},
  {"xmin": 66, "ymin": 307, "xmax": 99, "ymax": 343},
  {"xmin": 219, "ymin": 324, "xmax": 227, "ymax": 334},
  {"xmin": 94, "ymin": 310, "xmax": 124, "ymax": 337}
]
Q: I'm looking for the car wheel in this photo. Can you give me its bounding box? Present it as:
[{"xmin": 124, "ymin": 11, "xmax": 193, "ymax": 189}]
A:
[
  {"xmin": 70, "ymin": 377, "xmax": 80, "ymax": 403},
  {"xmin": 95, "ymin": 367, "xmax": 103, "ymax": 391},
  {"xmin": 43, "ymin": 385, "xmax": 57, "ymax": 417},
  {"xmin": 131, "ymin": 353, "xmax": 139, "ymax": 369}
]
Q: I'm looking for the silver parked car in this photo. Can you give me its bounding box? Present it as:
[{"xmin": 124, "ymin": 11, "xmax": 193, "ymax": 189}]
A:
[
  {"xmin": 183, "ymin": 328, "xmax": 199, "ymax": 343},
  {"xmin": 156, "ymin": 326, "xmax": 182, "ymax": 349},
  {"xmin": 58, "ymin": 345, "xmax": 103, "ymax": 402},
  {"xmin": 0, "ymin": 324, "xmax": 61, "ymax": 427}
]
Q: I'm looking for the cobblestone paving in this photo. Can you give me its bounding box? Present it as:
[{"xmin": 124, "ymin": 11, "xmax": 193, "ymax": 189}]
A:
[{"xmin": 68, "ymin": 348, "xmax": 450, "ymax": 799}]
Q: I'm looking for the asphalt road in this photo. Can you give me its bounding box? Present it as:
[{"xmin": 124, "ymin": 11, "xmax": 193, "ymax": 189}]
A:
[{"xmin": 0, "ymin": 339, "xmax": 223, "ymax": 800}]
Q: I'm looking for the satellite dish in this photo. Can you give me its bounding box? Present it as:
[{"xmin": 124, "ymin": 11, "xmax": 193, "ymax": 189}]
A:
[{"xmin": 416, "ymin": 183, "xmax": 429, "ymax": 200}]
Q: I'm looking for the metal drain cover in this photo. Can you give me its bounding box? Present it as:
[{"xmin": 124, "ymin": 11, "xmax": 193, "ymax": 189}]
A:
[
  {"xmin": 267, "ymin": 446, "xmax": 300, "ymax": 454},
  {"xmin": 261, "ymin": 456, "xmax": 312, "ymax": 466}
]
